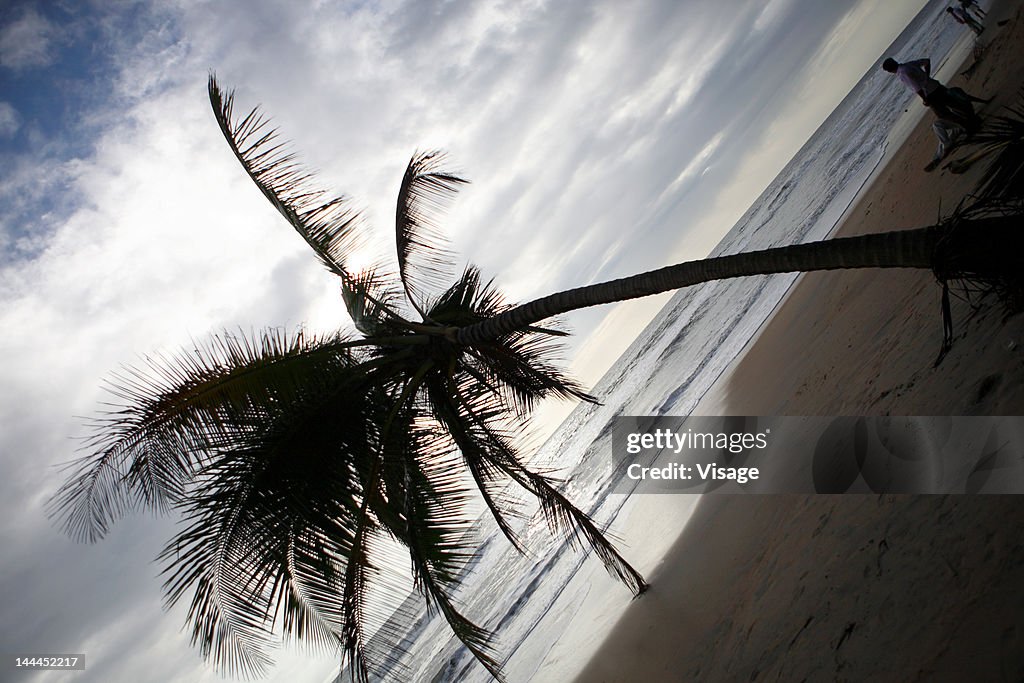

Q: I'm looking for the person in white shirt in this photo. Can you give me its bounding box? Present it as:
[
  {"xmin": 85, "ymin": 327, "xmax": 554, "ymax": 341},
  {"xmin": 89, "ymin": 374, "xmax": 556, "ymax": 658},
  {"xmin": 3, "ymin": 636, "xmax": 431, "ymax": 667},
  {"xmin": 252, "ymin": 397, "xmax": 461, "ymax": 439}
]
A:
[
  {"xmin": 881, "ymin": 57, "xmax": 989, "ymax": 131},
  {"xmin": 883, "ymin": 57, "xmax": 941, "ymax": 100}
]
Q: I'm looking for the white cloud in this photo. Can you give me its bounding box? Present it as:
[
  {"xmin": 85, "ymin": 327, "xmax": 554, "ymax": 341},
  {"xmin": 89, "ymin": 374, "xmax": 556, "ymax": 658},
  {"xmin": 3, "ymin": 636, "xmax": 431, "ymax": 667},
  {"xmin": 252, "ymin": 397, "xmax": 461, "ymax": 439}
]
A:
[
  {"xmin": 656, "ymin": 131, "xmax": 725, "ymax": 205},
  {"xmin": 0, "ymin": 7, "xmax": 59, "ymax": 70},
  {"xmin": 752, "ymin": 0, "xmax": 799, "ymax": 33},
  {"xmin": 0, "ymin": 100, "xmax": 20, "ymax": 136}
]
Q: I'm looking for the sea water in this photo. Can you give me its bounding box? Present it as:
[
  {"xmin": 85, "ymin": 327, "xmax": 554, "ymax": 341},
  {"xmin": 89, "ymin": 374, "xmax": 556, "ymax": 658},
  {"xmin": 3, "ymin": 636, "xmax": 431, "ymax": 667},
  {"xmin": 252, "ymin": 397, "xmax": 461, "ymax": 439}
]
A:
[{"xmin": 337, "ymin": 2, "xmax": 975, "ymax": 680}]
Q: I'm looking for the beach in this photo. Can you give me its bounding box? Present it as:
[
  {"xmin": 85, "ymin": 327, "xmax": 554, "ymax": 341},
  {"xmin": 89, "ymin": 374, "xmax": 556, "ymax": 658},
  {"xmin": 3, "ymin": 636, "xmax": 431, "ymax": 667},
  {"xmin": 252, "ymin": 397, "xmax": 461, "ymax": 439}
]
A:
[{"xmin": 571, "ymin": 2, "xmax": 1024, "ymax": 681}]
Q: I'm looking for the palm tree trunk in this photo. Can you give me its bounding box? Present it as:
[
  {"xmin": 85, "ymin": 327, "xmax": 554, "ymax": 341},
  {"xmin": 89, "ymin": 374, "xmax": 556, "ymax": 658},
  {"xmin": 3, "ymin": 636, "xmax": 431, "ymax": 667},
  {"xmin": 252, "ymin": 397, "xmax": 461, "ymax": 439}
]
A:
[{"xmin": 455, "ymin": 217, "xmax": 1021, "ymax": 346}]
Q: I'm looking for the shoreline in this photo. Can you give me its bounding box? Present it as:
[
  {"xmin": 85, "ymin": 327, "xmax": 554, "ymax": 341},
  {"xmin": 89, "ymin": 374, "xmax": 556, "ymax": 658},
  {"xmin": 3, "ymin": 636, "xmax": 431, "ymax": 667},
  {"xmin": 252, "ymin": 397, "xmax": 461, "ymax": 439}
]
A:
[
  {"xmin": 685, "ymin": 11, "xmax": 991, "ymax": 418},
  {"xmin": 698, "ymin": 0, "xmax": 1024, "ymax": 417},
  {"xmin": 570, "ymin": 2, "xmax": 1024, "ymax": 681}
]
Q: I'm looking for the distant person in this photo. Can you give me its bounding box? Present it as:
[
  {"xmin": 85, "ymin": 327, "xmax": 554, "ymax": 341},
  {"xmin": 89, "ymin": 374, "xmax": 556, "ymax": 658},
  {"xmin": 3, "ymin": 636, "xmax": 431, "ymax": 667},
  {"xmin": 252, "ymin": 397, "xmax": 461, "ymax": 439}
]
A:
[
  {"xmin": 881, "ymin": 57, "xmax": 989, "ymax": 130},
  {"xmin": 959, "ymin": 0, "xmax": 986, "ymax": 19},
  {"xmin": 947, "ymin": 6, "xmax": 984, "ymax": 35}
]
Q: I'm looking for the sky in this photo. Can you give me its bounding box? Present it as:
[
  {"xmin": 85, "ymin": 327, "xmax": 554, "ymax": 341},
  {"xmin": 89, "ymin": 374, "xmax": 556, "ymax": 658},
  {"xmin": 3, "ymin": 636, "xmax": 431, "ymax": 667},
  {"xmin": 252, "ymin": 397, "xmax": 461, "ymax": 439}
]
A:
[{"xmin": 0, "ymin": 1, "xmax": 928, "ymax": 681}]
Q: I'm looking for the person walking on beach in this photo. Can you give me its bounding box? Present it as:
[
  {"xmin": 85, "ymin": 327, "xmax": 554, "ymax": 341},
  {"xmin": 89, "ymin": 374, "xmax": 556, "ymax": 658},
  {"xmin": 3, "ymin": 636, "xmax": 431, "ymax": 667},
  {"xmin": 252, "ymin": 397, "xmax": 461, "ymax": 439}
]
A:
[
  {"xmin": 959, "ymin": 0, "xmax": 986, "ymax": 20},
  {"xmin": 947, "ymin": 6, "xmax": 984, "ymax": 35},
  {"xmin": 881, "ymin": 56, "xmax": 988, "ymax": 130}
]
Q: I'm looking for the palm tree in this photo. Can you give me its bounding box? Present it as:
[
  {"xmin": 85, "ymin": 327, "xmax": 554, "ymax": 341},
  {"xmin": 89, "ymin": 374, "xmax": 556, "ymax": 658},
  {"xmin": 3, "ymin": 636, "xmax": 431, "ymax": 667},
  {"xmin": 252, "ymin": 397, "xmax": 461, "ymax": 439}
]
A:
[{"xmin": 50, "ymin": 76, "xmax": 1024, "ymax": 682}]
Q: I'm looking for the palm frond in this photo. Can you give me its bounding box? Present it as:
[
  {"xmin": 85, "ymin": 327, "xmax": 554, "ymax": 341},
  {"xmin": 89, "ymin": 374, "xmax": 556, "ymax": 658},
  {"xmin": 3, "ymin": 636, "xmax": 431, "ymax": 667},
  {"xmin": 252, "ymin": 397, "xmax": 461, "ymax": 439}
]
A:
[
  {"xmin": 339, "ymin": 498, "xmax": 375, "ymax": 683},
  {"xmin": 433, "ymin": 375, "xmax": 648, "ymax": 597},
  {"xmin": 368, "ymin": 364, "xmax": 508, "ymax": 678},
  {"xmin": 381, "ymin": 414, "xmax": 506, "ymax": 681},
  {"xmin": 422, "ymin": 379, "xmax": 530, "ymax": 556},
  {"xmin": 208, "ymin": 76, "xmax": 363, "ymax": 279},
  {"xmin": 426, "ymin": 266, "xmax": 502, "ymax": 327},
  {"xmin": 395, "ymin": 151, "xmax": 468, "ymax": 318},
  {"xmin": 513, "ymin": 464, "xmax": 648, "ymax": 596},
  {"xmin": 47, "ymin": 329, "xmax": 365, "ymax": 542},
  {"xmin": 279, "ymin": 529, "xmax": 346, "ymax": 648},
  {"xmin": 341, "ymin": 269, "xmax": 405, "ymax": 337},
  {"xmin": 465, "ymin": 332, "xmax": 594, "ymax": 417},
  {"xmin": 430, "ymin": 267, "xmax": 593, "ymax": 415},
  {"xmin": 971, "ymin": 93, "xmax": 1024, "ymax": 199},
  {"xmin": 208, "ymin": 75, "xmax": 406, "ymax": 331},
  {"xmin": 153, "ymin": 360, "xmax": 422, "ymax": 679},
  {"xmin": 162, "ymin": 489, "xmax": 278, "ymax": 679}
]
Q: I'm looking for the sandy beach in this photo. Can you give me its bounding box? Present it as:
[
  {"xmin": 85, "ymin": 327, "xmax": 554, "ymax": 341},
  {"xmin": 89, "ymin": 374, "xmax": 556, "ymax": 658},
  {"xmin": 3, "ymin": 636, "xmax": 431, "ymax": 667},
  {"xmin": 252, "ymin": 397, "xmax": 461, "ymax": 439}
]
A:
[{"xmin": 571, "ymin": 2, "xmax": 1024, "ymax": 681}]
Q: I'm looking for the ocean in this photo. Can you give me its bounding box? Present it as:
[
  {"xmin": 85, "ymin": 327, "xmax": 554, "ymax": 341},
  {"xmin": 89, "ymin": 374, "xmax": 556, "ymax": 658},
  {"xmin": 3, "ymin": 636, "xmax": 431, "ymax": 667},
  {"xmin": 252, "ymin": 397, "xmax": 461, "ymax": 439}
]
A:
[{"xmin": 337, "ymin": 2, "xmax": 976, "ymax": 680}]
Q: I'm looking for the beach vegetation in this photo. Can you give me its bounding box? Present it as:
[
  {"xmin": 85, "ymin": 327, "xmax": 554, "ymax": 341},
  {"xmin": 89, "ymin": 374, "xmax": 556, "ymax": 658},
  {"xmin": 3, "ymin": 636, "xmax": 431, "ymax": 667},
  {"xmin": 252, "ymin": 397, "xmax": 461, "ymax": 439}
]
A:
[{"xmin": 952, "ymin": 91, "xmax": 1024, "ymax": 198}]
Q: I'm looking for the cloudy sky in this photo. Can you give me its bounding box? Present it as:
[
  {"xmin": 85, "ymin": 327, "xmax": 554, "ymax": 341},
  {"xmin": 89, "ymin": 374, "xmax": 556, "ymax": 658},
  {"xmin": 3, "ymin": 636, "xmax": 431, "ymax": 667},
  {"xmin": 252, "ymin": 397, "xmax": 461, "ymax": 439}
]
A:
[{"xmin": 1, "ymin": 1, "xmax": 928, "ymax": 681}]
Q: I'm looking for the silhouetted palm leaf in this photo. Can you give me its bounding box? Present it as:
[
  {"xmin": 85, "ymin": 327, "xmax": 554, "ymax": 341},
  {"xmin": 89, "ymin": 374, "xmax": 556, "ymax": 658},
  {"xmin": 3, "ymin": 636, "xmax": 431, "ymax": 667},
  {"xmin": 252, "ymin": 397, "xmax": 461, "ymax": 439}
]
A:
[
  {"xmin": 395, "ymin": 150, "xmax": 467, "ymax": 317},
  {"xmin": 972, "ymin": 93, "xmax": 1024, "ymax": 198},
  {"xmin": 209, "ymin": 76, "xmax": 404, "ymax": 330},
  {"xmin": 340, "ymin": 268, "xmax": 405, "ymax": 337},
  {"xmin": 149, "ymin": 336, "xmax": 413, "ymax": 681},
  {"xmin": 946, "ymin": 92, "xmax": 1024, "ymax": 196},
  {"xmin": 383, "ymin": 418, "xmax": 506, "ymax": 681},
  {"xmin": 433, "ymin": 372, "xmax": 647, "ymax": 595},
  {"xmin": 49, "ymin": 329, "xmax": 366, "ymax": 542}
]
